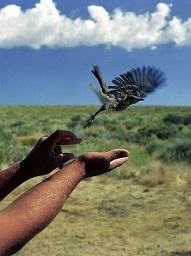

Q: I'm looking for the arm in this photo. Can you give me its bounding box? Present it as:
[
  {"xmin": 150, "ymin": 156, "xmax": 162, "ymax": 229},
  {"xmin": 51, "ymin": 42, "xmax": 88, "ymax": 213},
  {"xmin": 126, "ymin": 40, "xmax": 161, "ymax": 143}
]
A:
[
  {"xmin": 0, "ymin": 149, "xmax": 128, "ymax": 255},
  {"xmin": 0, "ymin": 130, "xmax": 81, "ymax": 201}
]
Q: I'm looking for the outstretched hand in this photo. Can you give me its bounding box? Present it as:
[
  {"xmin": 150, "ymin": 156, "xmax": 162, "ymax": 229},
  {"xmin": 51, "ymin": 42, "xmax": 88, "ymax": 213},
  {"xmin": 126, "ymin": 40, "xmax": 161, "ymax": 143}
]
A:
[
  {"xmin": 20, "ymin": 130, "xmax": 81, "ymax": 178},
  {"xmin": 77, "ymin": 149, "xmax": 129, "ymax": 178}
]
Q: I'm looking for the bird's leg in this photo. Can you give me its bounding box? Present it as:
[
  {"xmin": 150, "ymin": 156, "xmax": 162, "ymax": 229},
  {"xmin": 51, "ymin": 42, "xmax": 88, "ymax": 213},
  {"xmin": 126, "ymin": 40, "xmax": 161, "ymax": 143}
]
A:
[{"xmin": 85, "ymin": 105, "xmax": 105, "ymax": 128}]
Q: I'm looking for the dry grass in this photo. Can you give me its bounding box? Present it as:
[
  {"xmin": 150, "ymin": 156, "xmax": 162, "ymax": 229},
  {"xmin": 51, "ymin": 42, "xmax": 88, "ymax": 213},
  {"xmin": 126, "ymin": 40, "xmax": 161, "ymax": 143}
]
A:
[{"xmin": 138, "ymin": 161, "xmax": 191, "ymax": 189}]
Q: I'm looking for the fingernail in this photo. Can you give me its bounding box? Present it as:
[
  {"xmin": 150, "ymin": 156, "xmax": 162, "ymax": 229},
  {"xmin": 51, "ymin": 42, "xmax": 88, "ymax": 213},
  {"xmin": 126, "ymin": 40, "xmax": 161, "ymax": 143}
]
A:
[{"xmin": 118, "ymin": 150, "xmax": 129, "ymax": 158}]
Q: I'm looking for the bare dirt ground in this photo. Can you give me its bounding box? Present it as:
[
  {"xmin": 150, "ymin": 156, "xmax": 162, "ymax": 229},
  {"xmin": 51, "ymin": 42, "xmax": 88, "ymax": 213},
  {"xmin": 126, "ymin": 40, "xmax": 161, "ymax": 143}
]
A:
[{"xmin": 1, "ymin": 175, "xmax": 189, "ymax": 256}]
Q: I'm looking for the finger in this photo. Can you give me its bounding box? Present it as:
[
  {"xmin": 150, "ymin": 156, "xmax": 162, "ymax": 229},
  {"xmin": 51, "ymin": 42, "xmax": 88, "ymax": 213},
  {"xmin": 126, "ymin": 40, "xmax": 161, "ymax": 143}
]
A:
[
  {"xmin": 45, "ymin": 130, "xmax": 81, "ymax": 147},
  {"xmin": 54, "ymin": 145, "xmax": 62, "ymax": 155},
  {"xmin": 109, "ymin": 157, "xmax": 128, "ymax": 170},
  {"xmin": 54, "ymin": 153, "xmax": 75, "ymax": 168},
  {"xmin": 40, "ymin": 136, "xmax": 48, "ymax": 141},
  {"xmin": 104, "ymin": 149, "xmax": 129, "ymax": 162}
]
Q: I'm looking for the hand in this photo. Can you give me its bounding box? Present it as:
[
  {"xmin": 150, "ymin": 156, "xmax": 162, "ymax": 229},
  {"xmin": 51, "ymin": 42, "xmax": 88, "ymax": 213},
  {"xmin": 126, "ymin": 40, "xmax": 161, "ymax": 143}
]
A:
[
  {"xmin": 20, "ymin": 130, "xmax": 81, "ymax": 178},
  {"xmin": 77, "ymin": 149, "xmax": 129, "ymax": 177}
]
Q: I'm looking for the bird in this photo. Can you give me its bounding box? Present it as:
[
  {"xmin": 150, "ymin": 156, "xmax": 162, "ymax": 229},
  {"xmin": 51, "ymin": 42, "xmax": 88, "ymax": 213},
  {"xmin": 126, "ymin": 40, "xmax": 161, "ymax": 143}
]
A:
[{"xmin": 85, "ymin": 64, "xmax": 166, "ymax": 128}]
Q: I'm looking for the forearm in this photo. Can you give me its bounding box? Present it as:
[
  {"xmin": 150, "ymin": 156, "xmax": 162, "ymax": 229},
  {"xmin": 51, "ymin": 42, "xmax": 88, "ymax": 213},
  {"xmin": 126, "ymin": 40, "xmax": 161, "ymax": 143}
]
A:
[
  {"xmin": 0, "ymin": 160, "xmax": 85, "ymax": 255},
  {"xmin": 0, "ymin": 163, "xmax": 27, "ymax": 201}
]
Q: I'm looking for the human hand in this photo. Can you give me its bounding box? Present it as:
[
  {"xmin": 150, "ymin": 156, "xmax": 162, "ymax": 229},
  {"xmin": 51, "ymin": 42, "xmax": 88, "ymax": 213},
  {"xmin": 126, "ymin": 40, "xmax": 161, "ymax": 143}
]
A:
[
  {"xmin": 20, "ymin": 130, "xmax": 81, "ymax": 178},
  {"xmin": 77, "ymin": 149, "xmax": 128, "ymax": 178}
]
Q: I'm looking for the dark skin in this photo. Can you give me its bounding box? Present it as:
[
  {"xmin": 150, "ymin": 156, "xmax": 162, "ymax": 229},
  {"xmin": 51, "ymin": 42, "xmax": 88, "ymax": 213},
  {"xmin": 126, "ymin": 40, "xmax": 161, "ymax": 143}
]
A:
[
  {"xmin": 0, "ymin": 130, "xmax": 128, "ymax": 255},
  {"xmin": 0, "ymin": 130, "xmax": 81, "ymax": 201}
]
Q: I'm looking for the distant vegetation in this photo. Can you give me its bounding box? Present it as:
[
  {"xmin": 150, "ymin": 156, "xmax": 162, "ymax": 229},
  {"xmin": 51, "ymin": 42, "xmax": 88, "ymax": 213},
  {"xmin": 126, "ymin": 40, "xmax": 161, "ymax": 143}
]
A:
[
  {"xmin": 67, "ymin": 106, "xmax": 191, "ymax": 166},
  {"xmin": 0, "ymin": 105, "xmax": 190, "ymax": 181}
]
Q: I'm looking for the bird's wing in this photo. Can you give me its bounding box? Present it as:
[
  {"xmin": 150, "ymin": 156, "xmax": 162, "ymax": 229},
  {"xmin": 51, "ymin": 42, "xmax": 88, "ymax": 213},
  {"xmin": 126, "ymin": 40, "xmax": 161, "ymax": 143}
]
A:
[
  {"xmin": 110, "ymin": 72, "xmax": 142, "ymax": 98},
  {"xmin": 130, "ymin": 66, "xmax": 166, "ymax": 96},
  {"xmin": 91, "ymin": 65, "xmax": 108, "ymax": 94},
  {"xmin": 111, "ymin": 72, "xmax": 135, "ymax": 88},
  {"xmin": 110, "ymin": 66, "xmax": 166, "ymax": 97}
]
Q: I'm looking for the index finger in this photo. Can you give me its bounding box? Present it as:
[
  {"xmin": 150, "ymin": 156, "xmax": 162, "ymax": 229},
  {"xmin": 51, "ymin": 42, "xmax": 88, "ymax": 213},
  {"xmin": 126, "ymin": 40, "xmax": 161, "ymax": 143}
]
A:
[
  {"xmin": 104, "ymin": 149, "xmax": 129, "ymax": 162},
  {"xmin": 44, "ymin": 130, "xmax": 81, "ymax": 147}
]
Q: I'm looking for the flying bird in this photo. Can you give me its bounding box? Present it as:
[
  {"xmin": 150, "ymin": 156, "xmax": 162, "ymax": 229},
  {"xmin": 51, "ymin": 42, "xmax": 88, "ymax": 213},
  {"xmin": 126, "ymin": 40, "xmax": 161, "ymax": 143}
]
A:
[{"xmin": 85, "ymin": 65, "xmax": 166, "ymax": 127}]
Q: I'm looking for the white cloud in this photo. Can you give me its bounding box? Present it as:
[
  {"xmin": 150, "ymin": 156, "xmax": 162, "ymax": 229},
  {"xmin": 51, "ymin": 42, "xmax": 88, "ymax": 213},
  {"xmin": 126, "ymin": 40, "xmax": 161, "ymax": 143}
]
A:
[{"xmin": 0, "ymin": 0, "xmax": 191, "ymax": 50}]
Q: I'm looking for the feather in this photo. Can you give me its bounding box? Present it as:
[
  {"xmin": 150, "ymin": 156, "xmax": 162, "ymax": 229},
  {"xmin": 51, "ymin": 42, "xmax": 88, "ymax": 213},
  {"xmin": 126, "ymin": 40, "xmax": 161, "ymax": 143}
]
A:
[
  {"xmin": 91, "ymin": 65, "xmax": 108, "ymax": 94},
  {"xmin": 89, "ymin": 84, "xmax": 105, "ymax": 104},
  {"xmin": 130, "ymin": 66, "xmax": 166, "ymax": 96},
  {"xmin": 89, "ymin": 84, "xmax": 112, "ymax": 110}
]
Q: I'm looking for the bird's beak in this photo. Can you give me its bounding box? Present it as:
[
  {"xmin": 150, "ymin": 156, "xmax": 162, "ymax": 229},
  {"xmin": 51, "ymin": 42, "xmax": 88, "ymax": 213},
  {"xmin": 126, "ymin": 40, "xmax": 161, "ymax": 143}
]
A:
[{"xmin": 130, "ymin": 95, "xmax": 144, "ymax": 101}]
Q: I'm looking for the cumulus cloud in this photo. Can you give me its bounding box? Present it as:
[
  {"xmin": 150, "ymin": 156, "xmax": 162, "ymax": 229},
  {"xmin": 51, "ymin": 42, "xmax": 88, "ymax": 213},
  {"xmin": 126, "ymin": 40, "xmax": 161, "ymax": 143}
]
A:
[{"xmin": 0, "ymin": 0, "xmax": 191, "ymax": 50}]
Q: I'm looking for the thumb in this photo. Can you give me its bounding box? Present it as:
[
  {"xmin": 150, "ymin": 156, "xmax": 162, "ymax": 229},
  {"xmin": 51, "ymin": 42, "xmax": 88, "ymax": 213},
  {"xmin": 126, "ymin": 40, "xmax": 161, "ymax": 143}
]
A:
[{"xmin": 104, "ymin": 149, "xmax": 129, "ymax": 170}]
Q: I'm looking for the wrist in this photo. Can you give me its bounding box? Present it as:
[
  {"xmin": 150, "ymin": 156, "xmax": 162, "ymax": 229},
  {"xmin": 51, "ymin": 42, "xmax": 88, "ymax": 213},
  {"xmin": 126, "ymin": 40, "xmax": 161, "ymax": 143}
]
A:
[
  {"xmin": 71, "ymin": 159, "xmax": 86, "ymax": 177},
  {"xmin": 59, "ymin": 159, "xmax": 86, "ymax": 180},
  {"xmin": 0, "ymin": 162, "xmax": 30, "ymax": 201}
]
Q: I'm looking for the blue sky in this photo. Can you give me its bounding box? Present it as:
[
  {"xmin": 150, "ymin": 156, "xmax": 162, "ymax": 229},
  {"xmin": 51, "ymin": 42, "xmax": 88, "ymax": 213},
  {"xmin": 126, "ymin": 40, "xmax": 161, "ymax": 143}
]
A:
[{"xmin": 0, "ymin": 0, "xmax": 190, "ymax": 105}]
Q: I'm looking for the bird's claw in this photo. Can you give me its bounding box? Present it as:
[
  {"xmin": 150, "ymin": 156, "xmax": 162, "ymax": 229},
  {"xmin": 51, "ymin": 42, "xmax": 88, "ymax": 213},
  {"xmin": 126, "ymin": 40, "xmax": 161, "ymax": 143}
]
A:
[{"xmin": 84, "ymin": 115, "xmax": 94, "ymax": 128}]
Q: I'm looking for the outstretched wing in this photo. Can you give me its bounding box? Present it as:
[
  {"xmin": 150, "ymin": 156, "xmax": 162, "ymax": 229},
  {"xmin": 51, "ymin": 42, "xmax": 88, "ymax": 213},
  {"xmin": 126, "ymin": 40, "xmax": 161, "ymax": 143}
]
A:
[
  {"xmin": 130, "ymin": 66, "xmax": 166, "ymax": 96},
  {"xmin": 110, "ymin": 66, "xmax": 166, "ymax": 97},
  {"xmin": 92, "ymin": 65, "xmax": 108, "ymax": 94}
]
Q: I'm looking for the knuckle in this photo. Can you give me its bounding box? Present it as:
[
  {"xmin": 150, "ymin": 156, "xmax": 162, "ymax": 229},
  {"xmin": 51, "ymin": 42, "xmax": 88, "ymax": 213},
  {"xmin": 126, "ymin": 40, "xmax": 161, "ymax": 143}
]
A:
[
  {"xmin": 40, "ymin": 136, "xmax": 47, "ymax": 142},
  {"xmin": 55, "ymin": 129, "xmax": 63, "ymax": 136}
]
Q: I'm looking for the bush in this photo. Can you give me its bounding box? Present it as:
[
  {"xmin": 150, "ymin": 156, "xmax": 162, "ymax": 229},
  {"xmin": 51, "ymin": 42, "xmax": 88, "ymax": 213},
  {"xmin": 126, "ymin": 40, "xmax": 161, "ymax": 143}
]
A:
[
  {"xmin": 163, "ymin": 114, "xmax": 184, "ymax": 125},
  {"xmin": 164, "ymin": 139, "xmax": 191, "ymax": 164},
  {"xmin": 163, "ymin": 113, "xmax": 191, "ymax": 126},
  {"xmin": 136, "ymin": 124, "xmax": 179, "ymax": 144},
  {"xmin": 0, "ymin": 124, "xmax": 17, "ymax": 165},
  {"xmin": 18, "ymin": 136, "xmax": 39, "ymax": 146},
  {"xmin": 183, "ymin": 114, "xmax": 191, "ymax": 125},
  {"xmin": 146, "ymin": 139, "xmax": 170, "ymax": 156},
  {"xmin": 67, "ymin": 114, "xmax": 83, "ymax": 129},
  {"xmin": 8, "ymin": 145, "xmax": 30, "ymax": 163},
  {"xmin": 152, "ymin": 125, "xmax": 178, "ymax": 140},
  {"xmin": 147, "ymin": 139, "xmax": 191, "ymax": 165},
  {"xmin": 85, "ymin": 126, "xmax": 106, "ymax": 139}
]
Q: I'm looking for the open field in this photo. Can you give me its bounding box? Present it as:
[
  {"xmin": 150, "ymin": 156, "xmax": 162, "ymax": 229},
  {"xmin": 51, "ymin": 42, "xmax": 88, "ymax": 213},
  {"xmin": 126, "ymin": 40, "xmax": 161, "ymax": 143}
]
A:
[{"xmin": 0, "ymin": 105, "xmax": 191, "ymax": 255}]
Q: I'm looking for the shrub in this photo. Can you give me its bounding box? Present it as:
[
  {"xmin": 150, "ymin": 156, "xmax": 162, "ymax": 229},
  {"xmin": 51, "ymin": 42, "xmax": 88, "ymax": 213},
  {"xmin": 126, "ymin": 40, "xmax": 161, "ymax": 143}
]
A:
[
  {"xmin": 0, "ymin": 124, "xmax": 17, "ymax": 165},
  {"xmin": 183, "ymin": 114, "xmax": 191, "ymax": 125},
  {"xmin": 147, "ymin": 139, "xmax": 191, "ymax": 165},
  {"xmin": 136, "ymin": 124, "xmax": 179, "ymax": 144},
  {"xmin": 152, "ymin": 125, "xmax": 178, "ymax": 140},
  {"xmin": 85, "ymin": 126, "xmax": 106, "ymax": 139},
  {"xmin": 163, "ymin": 114, "xmax": 184, "ymax": 125},
  {"xmin": 18, "ymin": 136, "xmax": 39, "ymax": 146},
  {"xmin": 8, "ymin": 145, "xmax": 30, "ymax": 163},
  {"xmin": 10, "ymin": 121, "xmax": 25, "ymax": 128},
  {"xmin": 67, "ymin": 114, "xmax": 82, "ymax": 129},
  {"xmin": 146, "ymin": 139, "xmax": 170, "ymax": 156},
  {"xmin": 168, "ymin": 139, "xmax": 191, "ymax": 164}
]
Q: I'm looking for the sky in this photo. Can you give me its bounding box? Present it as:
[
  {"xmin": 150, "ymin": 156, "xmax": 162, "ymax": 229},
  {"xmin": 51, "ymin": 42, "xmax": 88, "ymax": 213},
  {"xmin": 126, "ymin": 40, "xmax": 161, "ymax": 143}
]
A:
[{"xmin": 0, "ymin": 0, "xmax": 190, "ymax": 105}]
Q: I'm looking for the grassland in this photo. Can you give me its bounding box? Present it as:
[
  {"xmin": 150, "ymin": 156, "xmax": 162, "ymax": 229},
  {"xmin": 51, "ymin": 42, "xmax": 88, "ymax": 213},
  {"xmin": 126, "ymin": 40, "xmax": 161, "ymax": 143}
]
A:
[{"xmin": 0, "ymin": 105, "xmax": 191, "ymax": 256}]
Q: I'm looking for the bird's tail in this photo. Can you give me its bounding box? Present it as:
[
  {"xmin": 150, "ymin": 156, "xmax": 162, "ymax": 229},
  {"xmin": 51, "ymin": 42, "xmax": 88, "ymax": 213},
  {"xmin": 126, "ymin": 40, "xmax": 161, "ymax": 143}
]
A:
[{"xmin": 91, "ymin": 65, "xmax": 108, "ymax": 94}]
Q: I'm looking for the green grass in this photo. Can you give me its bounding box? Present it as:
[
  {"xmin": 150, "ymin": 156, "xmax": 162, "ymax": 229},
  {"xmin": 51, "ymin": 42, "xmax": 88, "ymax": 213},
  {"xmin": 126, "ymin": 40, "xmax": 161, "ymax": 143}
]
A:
[{"xmin": 0, "ymin": 105, "xmax": 190, "ymax": 178}]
